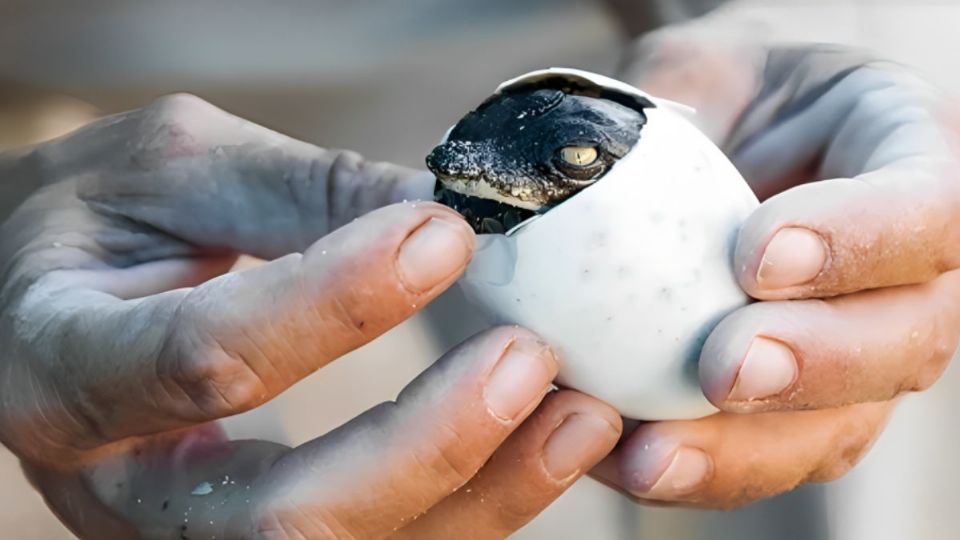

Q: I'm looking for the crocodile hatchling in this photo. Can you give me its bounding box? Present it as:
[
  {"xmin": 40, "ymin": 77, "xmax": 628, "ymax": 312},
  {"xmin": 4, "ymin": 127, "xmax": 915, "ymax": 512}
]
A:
[{"xmin": 426, "ymin": 84, "xmax": 647, "ymax": 234}]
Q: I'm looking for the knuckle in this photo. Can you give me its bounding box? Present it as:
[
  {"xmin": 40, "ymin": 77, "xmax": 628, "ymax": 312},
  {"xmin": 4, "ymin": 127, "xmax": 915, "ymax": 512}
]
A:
[
  {"xmin": 0, "ymin": 382, "xmax": 102, "ymax": 463},
  {"xmin": 912, "ymin": 340, "xmax": 955, "ymax": 392},
  {"xmin": 698, "ymin": 466, "xmax": 787, "ymax": 510},
  {"xmin": 135, "ymin": 93, "xmax": 220, "ymax": 162},
  {"xmin": 810, "ymin": 411, "xmax": 880, "ymax": 482},
  {"xmin": 280, "ymin": 157, "xmax": 327, "ymax": 241},
  {"xmin": 146, "ymin": 92, "xmax": 215, "ymax": 119},
  {"xmin": 327, "ymin": 150, "xmax": 367, "ymax": 193},
  {"xmin": 710, "ymin": 491, "xmax": 766, "ymax": 512},
  {"xmin": 411, "ymin": 420, "xmax": 480, "ymax": 490},
  {"xmin": 810, "ymin": 454, "xmax": 858, "ymax": 483},
  {"xmin": 488, "ymin": 498, "xmax": 540, "ymax": 533},
  {"xmin": 850, "ymin": 77, "xmax": 897, "ymax": 117},
  {"xmin": 328, "ymin": 146, "xmax": 412, "ymax": 195},
  {"xmin": 909, "ymin": 312, "xmax": 959, "ymax": 393},
  {"xmin": 327, "ymin": 150, "xmax": 372, "ymax": 194},
  {"xmin": 674, "ymin": 481, "xmax": 769, "ymax": 511},
  {"xmin": 251, "ymin": 506, "xmax": 351, "ymax": 540},
  {"xmin": 160, "ymin": 305, "xmax": 269, "ymax": 418},
  {"xmin": 322, "ymin": 150, "xmax": 366, "ymax": 228},
  {"xmin": 929, "ymin": 317, "xmax": 959, "ymax": 367}
]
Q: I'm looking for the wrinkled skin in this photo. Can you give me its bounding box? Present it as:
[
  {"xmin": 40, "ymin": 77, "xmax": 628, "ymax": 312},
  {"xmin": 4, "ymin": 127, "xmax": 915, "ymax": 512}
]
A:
[
  {"xmin": 592, "ymin": 27, "xmax": 960, "ymax": 509},
  {"xmin": 3, "ymin": 26, "xmax": 960, "ymax": 540},
  {"xmin": 426, "ymin": 87, "xmax": 645, "ymax": 227},
  {"xmin": 0, "ymin": 95, "xmax": 623, "ymax": 539}
]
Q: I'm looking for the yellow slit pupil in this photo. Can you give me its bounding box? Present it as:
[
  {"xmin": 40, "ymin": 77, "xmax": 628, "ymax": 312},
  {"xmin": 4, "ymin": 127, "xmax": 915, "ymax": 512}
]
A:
[{"xmin": 561, "ymin": 146, "xmax": 598, "ymax": 166}]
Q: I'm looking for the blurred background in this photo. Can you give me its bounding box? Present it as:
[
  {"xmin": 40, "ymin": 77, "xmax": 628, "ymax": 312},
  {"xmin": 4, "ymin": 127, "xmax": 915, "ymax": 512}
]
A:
[{"xmin": 2, "ymin": 1, "xmax": 960, "ymax": 538}]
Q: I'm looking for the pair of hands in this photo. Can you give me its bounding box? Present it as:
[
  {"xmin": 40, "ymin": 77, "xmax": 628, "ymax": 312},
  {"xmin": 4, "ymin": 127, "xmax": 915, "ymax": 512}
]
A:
[{"xmin": 2, "ymin": 34, "xmax": 959, "ymax": 540}]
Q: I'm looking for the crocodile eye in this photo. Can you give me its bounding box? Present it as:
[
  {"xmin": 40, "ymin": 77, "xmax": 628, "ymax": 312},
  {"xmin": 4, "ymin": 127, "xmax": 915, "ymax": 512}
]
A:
[{"xmin": 559, "ymin": 146, "xmax": 598, "ymax": 167}]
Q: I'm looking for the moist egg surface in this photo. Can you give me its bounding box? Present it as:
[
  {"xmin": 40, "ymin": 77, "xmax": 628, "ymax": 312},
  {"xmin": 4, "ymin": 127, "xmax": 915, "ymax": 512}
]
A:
[{"xmin": 446, "ymin": 68, "xmax": 759, "ymax": 420}]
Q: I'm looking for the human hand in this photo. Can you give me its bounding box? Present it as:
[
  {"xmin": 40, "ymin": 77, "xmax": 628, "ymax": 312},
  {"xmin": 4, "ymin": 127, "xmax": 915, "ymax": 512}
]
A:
[
  {"xmin": 27, "ymin": 327, "xmax": 621, "ymax": 539},
  {"xmin": 0, "ymin": 95, "xmax": 622, "ymax": 538},
  {"xmin": 0, "ymin": 93, "xmax": 441, "ymax": 468},
  {"xmin": 593, "ymin": 28, "xmax": 960, "ymax": 508}
]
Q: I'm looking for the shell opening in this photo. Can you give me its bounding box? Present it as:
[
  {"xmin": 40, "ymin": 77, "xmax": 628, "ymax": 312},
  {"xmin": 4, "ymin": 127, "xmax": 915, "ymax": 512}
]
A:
[
  {"xmin": 493, "ymin": 71, "xmax": 655, "ymax": 116},
  {"xmin": 433, "ymin": 70, "xmax": 654, "ymax": 236}
]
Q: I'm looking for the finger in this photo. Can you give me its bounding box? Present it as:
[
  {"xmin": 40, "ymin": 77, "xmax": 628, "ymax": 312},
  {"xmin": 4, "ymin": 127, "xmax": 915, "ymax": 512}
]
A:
[
  {"xmin": 698, "ymin": 270, "xmax": 960, "ymax": 412},
  {"xmin": 61, "ymin": 254, "xmax": 239, "ymax": 299},
  {"xmin": 592, "ymin": 402, "xmax": 894, "ymax": 509},
  {"xmin": 623, "ymin": 39, "xmax": 960, "ymax": 301},
  {"xmin": 251, "ymin": 327, "xmax": 559, "ymax": 539},
  {"xmin": 633, "ymin": 46, "xmax": 920, "ymax": 196},
  {"xmin": 394, "ymin": 391, "xmax": 621, "ymax": 539},
  {"xmin": 727, "ymin": 60, "xmax": 960, "ymax": 299},
  {"xmin": 29, "ymin": 329, "xmax": 558, "ymax": 539},
  {"xmin": 14, "ymin": 202, "xmax": 473, "ymax": 464},
  {"xmin": 732, "ymin": 58, "xmax": 948, "ymax": 190},
  {"xmin": 53, "ymin": 93, "xmax": 435, "ymax": 260},
  {"xmin": 735, "ymin": 163, "xmax": 960, "ymax": 300}
]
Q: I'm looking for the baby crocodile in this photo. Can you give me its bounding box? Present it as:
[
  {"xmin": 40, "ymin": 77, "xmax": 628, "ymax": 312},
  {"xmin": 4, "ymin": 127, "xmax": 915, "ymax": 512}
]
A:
[{"xmin": 427, "ymin": 85, "xmax": 646, "ymax": 234}]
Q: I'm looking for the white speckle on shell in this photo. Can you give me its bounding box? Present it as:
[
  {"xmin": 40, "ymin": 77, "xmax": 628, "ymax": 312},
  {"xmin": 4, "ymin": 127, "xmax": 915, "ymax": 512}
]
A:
[{"xmin": 191, "ymin": 482, "xmax": 214, "ymax": 496}]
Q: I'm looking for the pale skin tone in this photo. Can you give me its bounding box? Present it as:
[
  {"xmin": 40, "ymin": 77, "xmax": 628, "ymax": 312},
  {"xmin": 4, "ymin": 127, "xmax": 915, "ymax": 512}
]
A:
[
  {"xmin": 593, "ymin": 25, "xmax": 960, "ymax": 507},
  {"xmin": 2, "ymin": 27, "xmax": 960, "ymax": 540},
  {"xmin": 0, "ymin": 96, "xmax": 622, "ymax": 539}
]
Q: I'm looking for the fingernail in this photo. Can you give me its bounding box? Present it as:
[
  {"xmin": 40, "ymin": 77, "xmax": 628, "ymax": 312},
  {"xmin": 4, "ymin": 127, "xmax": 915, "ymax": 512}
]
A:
[
  {"xmin": 728, "ymin": 337, "xmax": 798, "ymax": 402},
  {"xmin": 643, "ymin": 448, "xmax": 712, "ymax": 499},
  {"xmin": 626, "ymin": 439, "xmax": 712, "ymax": 500},
  {"xmin": 485, "ymin": 337, "xmax": 559, "ymax": 421},
  {"xmin": 756, "ymin": 227, "xmax": 827, "ymax": 289},
  {"xmin": 542, "ymin": 413, "xmax": 620, "ymax": 481},
  {"xmin": 398, "ymin": 216, "xmax": 473, "ymax": 292}
]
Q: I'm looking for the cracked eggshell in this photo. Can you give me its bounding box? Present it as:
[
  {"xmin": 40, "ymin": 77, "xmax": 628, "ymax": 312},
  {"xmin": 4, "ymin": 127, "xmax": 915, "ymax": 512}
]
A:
[{"xmin": 452, "ymin": 68, "xmax": 759, "ymax": 420}]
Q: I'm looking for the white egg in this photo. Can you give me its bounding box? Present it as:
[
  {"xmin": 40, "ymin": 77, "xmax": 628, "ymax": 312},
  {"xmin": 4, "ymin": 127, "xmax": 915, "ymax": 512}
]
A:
[{"xmin": 446, "ymin": 68, "xmax": 759, "ymax": 420}]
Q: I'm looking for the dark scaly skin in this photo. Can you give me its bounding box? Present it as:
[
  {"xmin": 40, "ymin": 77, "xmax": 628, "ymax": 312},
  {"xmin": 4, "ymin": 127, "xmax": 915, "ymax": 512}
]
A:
[{"xmin": 427, "ymin": 86, "xmax": 646, "ymax": 233}]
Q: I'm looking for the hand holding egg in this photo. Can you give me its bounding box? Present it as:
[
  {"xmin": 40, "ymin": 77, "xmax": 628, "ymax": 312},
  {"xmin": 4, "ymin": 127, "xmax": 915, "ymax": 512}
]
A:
[
  {"xmin": 594, "ymin": 34, "xmax": 960, "ymax": 508},
  {"xmin": 429, "ymin": 34, "xmax": 960, "ymax": 509}
]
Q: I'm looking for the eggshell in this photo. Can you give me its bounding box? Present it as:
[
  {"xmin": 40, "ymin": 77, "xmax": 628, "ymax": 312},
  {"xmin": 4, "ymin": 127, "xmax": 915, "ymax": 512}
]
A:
[{"xmin": 451, "ymin": 68, "xmax": 759, "ymax": 420}]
